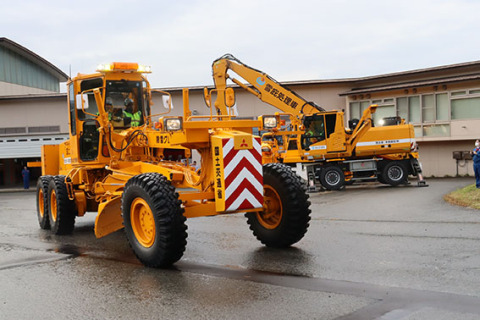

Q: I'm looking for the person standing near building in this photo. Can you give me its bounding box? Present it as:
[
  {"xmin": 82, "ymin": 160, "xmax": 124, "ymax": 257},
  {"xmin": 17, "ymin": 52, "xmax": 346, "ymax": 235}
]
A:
[
  {"xmin": 21, "ymin": 166, "xmax": 30, "ymax": 189},
  {"xmin": 473, "ymin": 139, "xmax": 480, "ymax": 189}
]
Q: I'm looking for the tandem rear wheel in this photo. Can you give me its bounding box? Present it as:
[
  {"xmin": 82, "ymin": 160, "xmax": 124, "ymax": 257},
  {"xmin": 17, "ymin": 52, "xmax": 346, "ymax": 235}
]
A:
[
  {"xmin": 35, "ymin": 175, "xmax": 77, "ymax": 235},
  {"xmin": 36, "ymin": 175, "xmax": 52, "ymax": 230}
]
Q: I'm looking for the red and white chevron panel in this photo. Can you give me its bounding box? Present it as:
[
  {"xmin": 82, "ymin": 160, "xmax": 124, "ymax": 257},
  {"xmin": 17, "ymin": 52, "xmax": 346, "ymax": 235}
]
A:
[{"xmin": 223, "ymin": 137, "xmax": 263, "ymax": 211}]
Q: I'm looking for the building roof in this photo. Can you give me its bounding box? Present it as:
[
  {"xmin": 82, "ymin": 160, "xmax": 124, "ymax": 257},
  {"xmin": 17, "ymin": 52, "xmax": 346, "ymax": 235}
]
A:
[
  {"xmin": 153, "ymin": 60, "xmax": 480, "ymax": 94},
  {"xmin": 339, "ymin": 74, "xmax": 480, "ymax": 96},
  {"xmin": 339, "ymin": 60, "xmax": 480, "ymax": 96},
  {"xmin": 353, "ymin": 60, "xmax": 480, "ymax": 82},
  {"xmin": 0, "ymin": 38, "xmax": 68, "ymax": 82}
]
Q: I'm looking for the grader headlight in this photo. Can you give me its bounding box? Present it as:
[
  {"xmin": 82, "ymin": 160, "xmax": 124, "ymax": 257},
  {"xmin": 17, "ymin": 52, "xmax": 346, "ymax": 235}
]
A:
[
  {"xmin": 262, "ymin": 115, "xmax": 278, "ymax": 129},
  {"xmin": 164, "ymin": 117, "xmax": 183, "ymax": 131},
  {"xmin": 261, "ymin": 144, "xmax": 272, "ymax": 153}
]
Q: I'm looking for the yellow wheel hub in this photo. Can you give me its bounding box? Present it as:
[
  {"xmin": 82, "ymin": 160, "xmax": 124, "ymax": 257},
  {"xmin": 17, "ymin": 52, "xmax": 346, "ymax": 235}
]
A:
[
  {"xmin": 130, "ymin": 198, "xmax": 156, "ymax": 248},
  {"xmin": 50, "ymin": 190, "xmax": 57, "ymax": 222},
  {"xmin": 39, "ymin": 189, "xmax": 45, "ymax": 218},
  {"xmin": 257, "ymin": 185, "xmax": 283, "ymax": 229}
]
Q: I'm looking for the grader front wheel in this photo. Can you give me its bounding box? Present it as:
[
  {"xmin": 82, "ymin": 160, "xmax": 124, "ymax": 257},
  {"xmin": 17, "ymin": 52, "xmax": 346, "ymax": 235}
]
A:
[
  {"xmin": 246, "ymin": 163, "xmax": 311, "ymax": 248},
  {"xmin": 122, "ymin": 173, "xmax": 187, "ymax": 268},
  {"xmin": 130, "ymin": 198, "xmax": 156, "ymax": 248},
  {"xmin": 257, "ymin": 185, "xmax": 283, "ymax": 230}
]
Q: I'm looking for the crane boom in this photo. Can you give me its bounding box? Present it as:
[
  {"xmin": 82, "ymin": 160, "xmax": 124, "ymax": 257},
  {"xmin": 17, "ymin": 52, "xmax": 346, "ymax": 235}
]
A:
[{"xmin": 212, "ymin": 54, "xmax": 324, "ymax": 117}]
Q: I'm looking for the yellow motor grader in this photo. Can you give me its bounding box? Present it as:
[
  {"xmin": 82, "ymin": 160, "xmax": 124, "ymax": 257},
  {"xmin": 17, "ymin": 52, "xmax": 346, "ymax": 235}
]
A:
[{"xmin": 34, "ymin": 62, "xmax": 311, "ymax": 267}]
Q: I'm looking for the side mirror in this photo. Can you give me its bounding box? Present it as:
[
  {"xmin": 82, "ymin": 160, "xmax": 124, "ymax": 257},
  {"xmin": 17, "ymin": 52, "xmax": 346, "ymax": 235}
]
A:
[
  {"xmin": 162, "ymin": 95, "xmax": 173, "ymax": 110},
  {"xmin": 76, "ymin": 94, "xmax": 89, "ymax": 110}
]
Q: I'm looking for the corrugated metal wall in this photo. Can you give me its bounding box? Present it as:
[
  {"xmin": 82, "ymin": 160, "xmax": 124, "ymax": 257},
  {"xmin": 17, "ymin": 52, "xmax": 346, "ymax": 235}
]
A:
[{"xmin": 0, "ymin": 46, "xmax": 59, "ymax": 92}]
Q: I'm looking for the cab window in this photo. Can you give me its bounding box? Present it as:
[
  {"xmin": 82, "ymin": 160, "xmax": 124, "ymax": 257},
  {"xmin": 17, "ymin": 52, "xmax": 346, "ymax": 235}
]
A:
[
  {"xmin": 68, "ymin": 83, "xmax": 76, "ymax": 135},
  {"xmin": 325, "ymin": 114, "xmax": 337, "ymax": 138},
  {"xmin": 77, "ymin": 78, "xmax": 103, "ymax": 121},
  {"xmin": 302, "ymin": 115, "xmax": 326, "ymax": 148},
  {"xmin": 305, "ymin": 115, "xmax": 325, "ymax": 141},
  {"xmin": 105, "ymin": 80, "xmax": 147, "ymax": 127}
]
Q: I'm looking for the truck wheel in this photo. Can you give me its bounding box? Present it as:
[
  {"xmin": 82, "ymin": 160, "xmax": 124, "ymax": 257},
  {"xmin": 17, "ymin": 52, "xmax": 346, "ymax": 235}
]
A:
[
  {"xmin": 48, "ymin": 175, "xmax": 76, "ymax": 235},
  {"xmin": 319, "ymin": 166, "xmax": 344, "ymax": 190},
  {"xmin": 377, "ymin": 173, "xmax": 386, "ymax": 184},
  {"xmin": 36, "ymin": 176, "xmax": 52, "ymax": 229},
  {"xmin": 122, "ymin": 173, "xmax": 187, "ymax": 268},
  {"xmin": 381, "ymin": 161, "xmax": 407, "ymax": 186},
  {"xmin": 246, "ymin": 163, "xmax": 311, "ymax": 248}
]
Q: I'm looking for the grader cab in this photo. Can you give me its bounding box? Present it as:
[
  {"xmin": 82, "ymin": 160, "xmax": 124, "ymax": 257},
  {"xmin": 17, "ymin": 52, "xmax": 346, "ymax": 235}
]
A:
[{"xmin": 35, "ymin": 62, "xmax": 311, "ymax": 267}]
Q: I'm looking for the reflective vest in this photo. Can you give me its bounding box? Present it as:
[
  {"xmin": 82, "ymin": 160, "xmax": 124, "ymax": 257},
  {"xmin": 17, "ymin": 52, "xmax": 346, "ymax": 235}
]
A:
[{"xmin": 123, "ymin": 110, "xmax": 142, "ymax": 127}]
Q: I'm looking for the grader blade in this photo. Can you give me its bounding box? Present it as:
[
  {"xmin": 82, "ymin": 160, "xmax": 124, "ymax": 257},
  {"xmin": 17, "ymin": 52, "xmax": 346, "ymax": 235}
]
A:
[{"xmin": 95, "ymin": 197, "xmax": 123, "ymax": 238}]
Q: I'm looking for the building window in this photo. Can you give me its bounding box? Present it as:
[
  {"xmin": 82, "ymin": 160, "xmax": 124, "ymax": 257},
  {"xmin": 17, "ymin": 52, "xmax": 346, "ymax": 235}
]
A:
[
  {"xmin": 397, "ymin": 97, "xmax": 408, "ymax": 120},
  {"xmin": 395, "ymin": 96, "xmax": 421, "ymax": 124},
  {"xmin": 373, "ymin": 104, "xmax": 395, "ymax": 127},
  {"xmin": 436, "ymin": 93, "xmax": 449, "ymax": 121},
  {"xmin": 408, "ymin": 96, "xmax": 421, "ymax": 123},
  {"xmin": 422, "ymin": 124, "xmax": 451, "ymax": 137},
  {"xmin": 349, "ymin": 101, "xmax": 370, "ymax": 119},
  {"xmin": 451, "ymin": 96, "xmax": 480, "ymax": 120},
  {"xmin": 422, "ymin": 94, "xmax": 435, "ymax": 122}
]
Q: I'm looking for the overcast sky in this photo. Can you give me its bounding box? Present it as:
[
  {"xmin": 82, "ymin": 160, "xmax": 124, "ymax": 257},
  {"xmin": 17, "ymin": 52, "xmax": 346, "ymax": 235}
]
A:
[{"xmin": 2, "ymin": 0, "xmax": 480, "ymax": 89}]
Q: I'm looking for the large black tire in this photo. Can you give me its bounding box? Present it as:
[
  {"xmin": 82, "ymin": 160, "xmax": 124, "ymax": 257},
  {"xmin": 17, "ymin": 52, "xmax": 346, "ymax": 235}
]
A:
[
  {"xmin": 122, "ymin": 173, "xmax": 187, "ymax": 268},
  {"xmin": 36, "ymin": 176, "xmax": 52, "ymax": 230},
  {"xmin": 246, "ymin": 163, "xmax": 311, "ymax": 248},
  {"xmin": 48, "ymin": 175, "xmax": 76, "ymax": 235},
  {"xmin": 319, "ymin": 165, "xmax": 345, "ymax": 190},
  {"xmin": 381, "ymin": 161, "xmax": 407, "ymax": 186},
  {"xmin": 376, "ymin": 173, "xmax": 386, "ymax": 184}
]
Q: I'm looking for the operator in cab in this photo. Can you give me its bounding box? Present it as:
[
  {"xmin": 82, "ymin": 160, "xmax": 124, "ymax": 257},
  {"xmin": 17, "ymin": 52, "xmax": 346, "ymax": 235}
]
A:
[
  {"xmin": 104, "ymin": 97, "xmax": 114, "ymax": 120},
  {"xmin": 123, "ymin": 98, "xmax": 142, "ymax": 127},
  {"xmin": 99, "ymin": 97, "xmax": 122, "ymax": 123}
]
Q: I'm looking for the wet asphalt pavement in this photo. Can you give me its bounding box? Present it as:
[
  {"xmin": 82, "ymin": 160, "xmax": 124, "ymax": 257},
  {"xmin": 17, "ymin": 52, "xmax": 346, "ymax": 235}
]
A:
[{"xmin": 1, "ymin": 178, "xmax": 480, "ymax": 319}]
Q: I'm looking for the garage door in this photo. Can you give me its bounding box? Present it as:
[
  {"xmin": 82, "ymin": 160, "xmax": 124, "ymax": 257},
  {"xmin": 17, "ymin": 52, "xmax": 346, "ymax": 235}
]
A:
[{"xmin": 0, "ymin": 135, "xmax": 68, "ymax": 159}]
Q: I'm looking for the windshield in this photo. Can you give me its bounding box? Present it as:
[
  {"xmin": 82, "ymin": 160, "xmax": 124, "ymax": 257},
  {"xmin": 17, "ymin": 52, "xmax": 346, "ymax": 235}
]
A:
[
  {"xmin": 105, "ymin": 80, "xmax": 148, "ymax": 125},
  {"xmin": 302, "ymin": 115, "xmax": 326, "ymax": 148},
  {"xmin": 304, "ymin": 115, "xmax": 325, "ymax": 140}
]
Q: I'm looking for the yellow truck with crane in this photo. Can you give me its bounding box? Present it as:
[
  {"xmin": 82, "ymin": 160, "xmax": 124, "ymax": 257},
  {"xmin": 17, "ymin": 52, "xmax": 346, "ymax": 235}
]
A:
[
  {"xmin": 210, "ymin": 54, "xmax": 427, "ymax": 190},
  {"xmin": 33, "ymin": 62, "xmax": 311, "ymax": 267}
]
